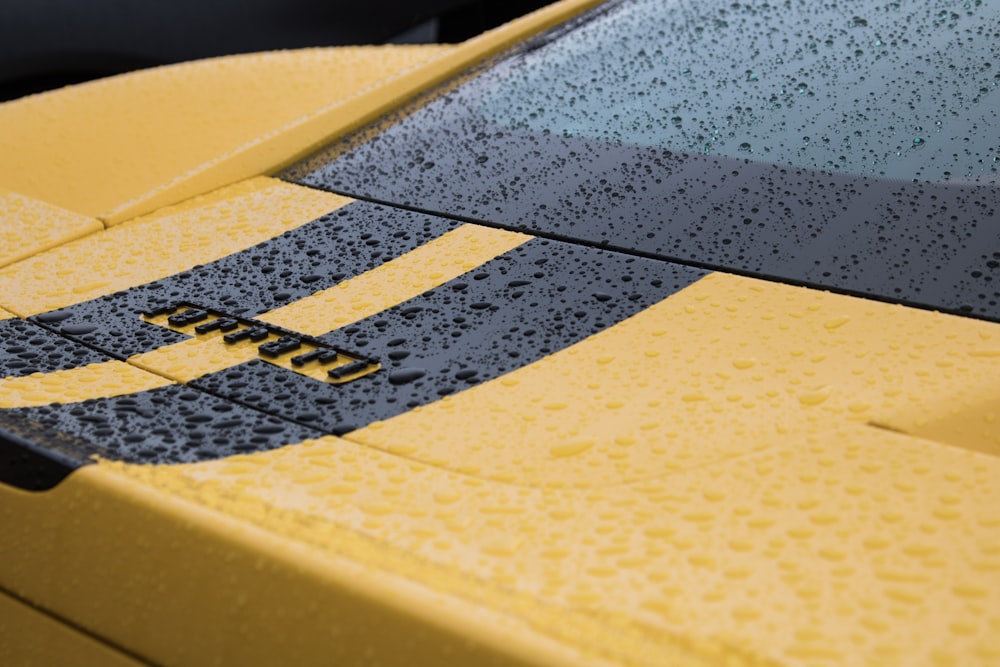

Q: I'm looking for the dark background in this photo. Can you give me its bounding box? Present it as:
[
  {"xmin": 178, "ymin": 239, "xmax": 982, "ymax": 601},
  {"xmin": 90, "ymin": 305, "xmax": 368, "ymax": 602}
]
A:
[{"xmin": 0, "ymin": 0, "xmax": 553, "ymax": 101}]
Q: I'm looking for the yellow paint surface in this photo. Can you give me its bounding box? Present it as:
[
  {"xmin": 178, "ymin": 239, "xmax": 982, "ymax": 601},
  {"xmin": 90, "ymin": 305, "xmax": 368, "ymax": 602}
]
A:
[
  {"xmin": 260, "ymin": 224, "xmax": 531, "ymax": 335},
  {"xmin": 98, "ymin": 0, "xmax": 604, "ymax": 225},
  {"xmin": 129, "ymin": 328, "xmax": 262, "ymax": 385},
  {"xmin": 0, "ymin": 46, "xmax": 448, "ymax": 222},
  {"xmin": 0, "ymin": 0, "xmax": 995, "ymax": 662},
  {"xmin": 0, "ymin": 465, "xmax": 618, "ymax": 667},
  {"xmin": 126, "ymin": 224, "xmax": 526, "ymax": 385},
  {"xmin": 881, "ymin": 374, "xmax": 1000, "ymax": 456},
  {"xmin": 0, "ymin": 307, "xmax": 11, "ymax": 321},
  {"xmin": 0, "ymin": 177, "xmax": 347, "ymax": 317},
  {"xmin": 1, "ymin": 273, "xmax": 998, "ymax": 666},
  {"xmin": 0, "ymin": 361, "xmax": 171, "ymax": 408},
  {"xmin": 93, "ymin": 423, "xmax": 1000, "ymax": 667},
  {"xmin": 131, "ymin": 313, "xmax": 378, "ymax": 386},
  {"xmin": 0, "ymin": 188, "xmax": 103, "ymax": 268},
  {"xmin": 0, "ymin": 588, "xmax": 143, "ymax": 667},
  {"xmin": 351, "ymin": 273, "xmax": 1000, "ymax": 486},
  {"xmin": 0, "ymin": 199, "xmax": 527, "ymax": 403},
  {"xmin": 0, "ymin": 0, "xmax": 602, "ymax": 225}
]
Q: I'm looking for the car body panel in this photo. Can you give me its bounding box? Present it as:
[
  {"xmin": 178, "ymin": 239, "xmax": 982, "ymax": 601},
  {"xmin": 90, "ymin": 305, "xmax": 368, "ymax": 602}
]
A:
[
  {"xmin": 0, "ymin": 588, "xmax": 144, "ymax": 667},
  {"xmin": 0, "ymin": 189, "xmax": 103, "ymax": 269},
  {"xmin": 0, "ymin": 46, "xmax": 450, "ymax": 222},
  {"xmin": 0, "ymin": 178, "xmax": 349, "ymax": 318},
  {"xmin": 1, "ymin": 0, "xmax": 998, "ymax": 665},
  {"xmin": 0, "ymin": 0, "xmax": 603, "ymax": 226},
  {"xmin": 3, "ymin": 201, "xmax": 999, "ymax": 663}
]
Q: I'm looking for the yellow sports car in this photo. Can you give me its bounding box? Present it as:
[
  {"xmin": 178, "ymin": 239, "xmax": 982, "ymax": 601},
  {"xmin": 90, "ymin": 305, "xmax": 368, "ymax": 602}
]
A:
[{"xmin": 1, "ymin": 0, "xmax": 998, "ymax": 665}]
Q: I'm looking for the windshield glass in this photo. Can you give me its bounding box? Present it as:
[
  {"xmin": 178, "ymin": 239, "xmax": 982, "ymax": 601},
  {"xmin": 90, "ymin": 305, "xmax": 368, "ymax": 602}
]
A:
[
  {"xmin": 286, "ymin": 0, "xmax": 1000, "ymax": 322},
  {"xmin": 480, "ymin": 0, "xmax": 998, "ymax": 183}
]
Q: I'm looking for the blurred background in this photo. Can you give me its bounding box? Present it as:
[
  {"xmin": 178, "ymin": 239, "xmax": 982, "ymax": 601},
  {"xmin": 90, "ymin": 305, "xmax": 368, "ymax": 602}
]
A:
[{"xmin": 0, "ymin": 0, "xmax": 553, "ymax": 101}]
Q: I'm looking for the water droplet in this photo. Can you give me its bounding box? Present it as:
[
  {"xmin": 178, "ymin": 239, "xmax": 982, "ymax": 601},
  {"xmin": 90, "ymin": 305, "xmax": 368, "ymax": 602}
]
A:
[
  {"xmin": 823, "ymin": 316, "xmax": 850, "ymax": 330},
  {"xmin": 549, "ymin": 440, "xmax": 595, "ymax": 458},
  {"xmin": 388, "ymin": 368, "xmax": 426, "ymax": 385},
  {"xmin": 799, "ymin": 386, "xmax": 832, "ymax": 406},
  {"xmin": 60, "ymin": 324, "xmax": 98, "ymax": 335},
  {"xmin": 35, "ymin": 310, "xmax": 74, "ymax": 324}
]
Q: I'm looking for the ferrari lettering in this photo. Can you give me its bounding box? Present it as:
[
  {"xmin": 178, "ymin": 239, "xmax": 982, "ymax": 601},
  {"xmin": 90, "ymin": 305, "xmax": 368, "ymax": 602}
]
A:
[{"xmin": 143, "ymin": 302, "xmax": 379, "ymax": 385}]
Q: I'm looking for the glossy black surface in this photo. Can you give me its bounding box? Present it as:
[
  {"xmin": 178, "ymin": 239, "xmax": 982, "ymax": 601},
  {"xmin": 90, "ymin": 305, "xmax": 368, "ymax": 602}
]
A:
[
  {"xmin": 0, "ymin": 234, "xmax": 703, "ymax": 484},
  {"xmin": 1, "ymin": 202, "xmax": 464, "ymax": 487},
  {"xmin": 0, "ymin": 421, "xmax": 90, "ymax": 491},
  {"xmin": 0, "ymin": 385, "xmax": 323, "ymax": 472},
  {"xmin": 194, "ymin": 238, "xmax": 706, "ymax": 434},
  {"xmin": 0, "ymin": 317, "xmax": 108, "ymax": 378},
  {"xmin": 286, "ymin": 0, "xmax": 1000, "ymax": 321},
  {"xmin": 0, "ymin": 203, "xmax": 701, "ymax": 481}
]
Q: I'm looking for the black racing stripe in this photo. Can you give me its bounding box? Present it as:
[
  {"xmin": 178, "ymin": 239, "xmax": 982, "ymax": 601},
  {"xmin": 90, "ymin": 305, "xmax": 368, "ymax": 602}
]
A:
[
  {"xmin": 0, "ymin": 318, "xmax": 108, "ymax": 379},
  {"xmin": 30, "ymin": 201, "xmax": 459, "ymax": 359},
  {"xmin": 0, "ymin": 384, "xmax": 324, "ymax": 483},
  {"xmin": 193, "ymin": 238, "xmax": 707, "ymax": 434}
]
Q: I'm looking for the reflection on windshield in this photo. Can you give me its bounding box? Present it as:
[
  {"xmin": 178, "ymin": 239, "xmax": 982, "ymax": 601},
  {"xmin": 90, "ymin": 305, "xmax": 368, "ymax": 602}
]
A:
[{"xmin": 480, "ymin": 0, "xmax": 998, "ymax": 183}]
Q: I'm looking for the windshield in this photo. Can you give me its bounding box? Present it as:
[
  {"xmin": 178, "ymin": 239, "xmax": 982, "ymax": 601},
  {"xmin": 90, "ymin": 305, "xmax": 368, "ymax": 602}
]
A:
[
  {"xmin": 286, "ymin": 0, "xmax": 1000, "ymax": 322},
  {"xmin": 479, "ymin": 0, "xmax": 998, "ymax": 183}
]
